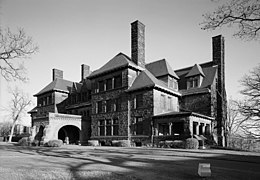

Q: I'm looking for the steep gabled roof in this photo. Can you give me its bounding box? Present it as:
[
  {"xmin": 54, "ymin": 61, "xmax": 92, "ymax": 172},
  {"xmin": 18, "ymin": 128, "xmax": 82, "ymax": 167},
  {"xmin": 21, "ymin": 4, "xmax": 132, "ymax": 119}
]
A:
[
  {"xmin": 185, "ymin": 64, "xmax": 205, "ymax": 77},
  {"xmin": 127, "ymin": 70, "xmax": 181, "ymax": 96},
  {"xmin": 145, "ymin": 59, "xmax": 179, "ymax": 79},
  {"xmin": 88, "ymin": 52, "xmax": 141, "ymax": 78},
  {"xmin": 175, "ymin": 61, "xmax": 217, "ymax": 90},
  {"xmin": 71, "ymin": 82, "xmax": 83, "ymax": 93},
  {"xmin": 34, "ymin": 78, "xmax": 74, "ymax": 96}
]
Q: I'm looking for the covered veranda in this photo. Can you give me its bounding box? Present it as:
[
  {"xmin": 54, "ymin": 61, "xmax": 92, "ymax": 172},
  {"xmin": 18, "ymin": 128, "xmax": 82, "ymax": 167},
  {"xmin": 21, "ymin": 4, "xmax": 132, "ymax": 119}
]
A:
[{"xmin": 152, "ymin": 111, "xmax": 213, "ymax": 141}]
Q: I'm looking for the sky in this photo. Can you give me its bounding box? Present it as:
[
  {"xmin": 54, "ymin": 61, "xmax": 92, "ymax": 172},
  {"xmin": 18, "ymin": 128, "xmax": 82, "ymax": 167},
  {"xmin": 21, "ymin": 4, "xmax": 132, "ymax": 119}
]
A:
[{"xmin": 0, "ymin": 0, "xmax": 259, "ymax": 125}]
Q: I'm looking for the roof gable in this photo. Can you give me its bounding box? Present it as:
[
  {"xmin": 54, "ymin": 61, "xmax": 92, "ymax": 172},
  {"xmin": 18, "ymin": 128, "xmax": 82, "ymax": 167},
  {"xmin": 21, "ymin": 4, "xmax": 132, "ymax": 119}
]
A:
[
  {"xmin": 175, "ymin": 61, "xmax": 217, "ymax": 90},
  {"xmin": 185, "ymin": 64, "xmax": 205, "ymax": 78},
  {"xmin": 127, "ymin": 70, "xmax": 180, "ymax": 96},
  {"xmin": 34, "ymin": 78, "xmax": 74, "ymax": 96},
  {"xmin": 127, "ymin": 70, "xmax": 157, "ymax": 92},
  {"xmin": 89, "ymin": 52, "xmax": 139, "ymax": 78},
  {"xmin": 146, "ymin": 59, "xmax": 179, "ymax": 79}
]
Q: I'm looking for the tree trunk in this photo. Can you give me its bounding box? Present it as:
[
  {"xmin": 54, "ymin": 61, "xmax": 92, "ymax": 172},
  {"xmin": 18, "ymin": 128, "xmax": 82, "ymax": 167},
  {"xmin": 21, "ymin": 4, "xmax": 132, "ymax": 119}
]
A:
[
  {"xmin": 8, "ymin": 122, "xmax": 16, "ymax": 143},
  {"xmin": 8, "ymin": 116, "xmax": 18, "ymax": 143}
]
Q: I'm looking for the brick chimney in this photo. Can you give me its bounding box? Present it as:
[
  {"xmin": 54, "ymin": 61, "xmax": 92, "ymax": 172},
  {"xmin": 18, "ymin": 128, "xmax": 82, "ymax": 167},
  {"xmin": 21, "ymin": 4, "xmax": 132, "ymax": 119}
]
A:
[
  {"xmin": 81, "ymin": 64, "xmax": 90, "ymax": 81},
  {"xmin": 52, "ymin": 69, "xmax": 63, "ymax": 81},
  {"xmin": 131, "ymin": 20, "xmax": 145, "ymax": 68},
  {"xmin": 212, "ymin": 35, "xmax": 226, "ymax": 147}
]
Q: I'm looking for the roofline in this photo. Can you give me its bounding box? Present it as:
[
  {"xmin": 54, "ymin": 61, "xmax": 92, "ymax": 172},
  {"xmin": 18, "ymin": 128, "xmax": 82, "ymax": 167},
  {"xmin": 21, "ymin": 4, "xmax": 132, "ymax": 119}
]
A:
[
  {"xmin": 34, "ymin": 89, "xmax": 69, "ymax": 97},
  {"xmin": 180, "ymin": 88, "xmax": 211, "ymax": 96},
  {"xmin": 175, "ymin": 61, "xmax": 214, "ymax": 72},
  {"xmin": 153, "ymin": 111, "xmax": 214, "ymax": 120},
  {"xmin": 88, "ymin": 64, "xmax": 143, "ymax": 79},
  {"xmin": 154, "ymin": 85, "xmax": 181, "ymax": 97},
  {"xmin": 126, "ymin": 84, "xmax": 181, "ymax": 97}
]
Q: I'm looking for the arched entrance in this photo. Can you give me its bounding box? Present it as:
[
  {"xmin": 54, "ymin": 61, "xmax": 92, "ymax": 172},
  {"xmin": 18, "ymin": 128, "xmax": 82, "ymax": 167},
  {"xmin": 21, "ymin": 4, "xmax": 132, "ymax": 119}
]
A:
[{"xmin": 58, "ymin": 125, "xmax": 80, "ymax": 144}]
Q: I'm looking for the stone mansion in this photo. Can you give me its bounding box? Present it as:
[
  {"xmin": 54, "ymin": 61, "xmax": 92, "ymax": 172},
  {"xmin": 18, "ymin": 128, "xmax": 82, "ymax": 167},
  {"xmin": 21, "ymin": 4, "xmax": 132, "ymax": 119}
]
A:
[{"xmin": 28, "ymin": 20, "xmax": 227, "ymax": 146}]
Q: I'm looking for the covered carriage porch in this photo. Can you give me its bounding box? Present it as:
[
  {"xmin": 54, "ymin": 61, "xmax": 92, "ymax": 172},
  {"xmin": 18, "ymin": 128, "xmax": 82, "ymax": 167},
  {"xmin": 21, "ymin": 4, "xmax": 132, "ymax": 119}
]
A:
[{"xmin": 152, "ymin": 111, "xmax": 213, "ymax": 141}]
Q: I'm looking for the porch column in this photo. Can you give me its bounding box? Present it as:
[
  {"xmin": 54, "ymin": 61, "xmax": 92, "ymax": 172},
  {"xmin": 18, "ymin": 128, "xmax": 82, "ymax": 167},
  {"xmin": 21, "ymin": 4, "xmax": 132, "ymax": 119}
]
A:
[
  {"xmin": 155, "ymin": 122, "xmax": 159, "ymax": 136},
  {"xmin": 190, "ymin": 120, "xmax": 193, "ymax": 136},
  {"xmin": 112, "ymin": 77, "xmax": 115, "ymax": 89},
  {"xmin": 169, "ymin": 122, "xmax": 172, "ymax": 135},
  {"xmin": 30, "ymin": 126, "xmax": 37, "ymax": 140},
  {"xmin": 202, "ymin": 123, "xmax": 206, "ymax": 135},
  {"xmin": 196, "ymin": 122, "xmax": 200, "ymax": 135}
]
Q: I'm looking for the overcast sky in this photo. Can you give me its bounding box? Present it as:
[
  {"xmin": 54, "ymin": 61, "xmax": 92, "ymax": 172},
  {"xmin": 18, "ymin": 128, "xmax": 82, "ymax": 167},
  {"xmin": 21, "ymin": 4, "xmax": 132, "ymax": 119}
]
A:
[{"xmin": 1, "ymin": 0, "xmax": 259, "ymax": 125}]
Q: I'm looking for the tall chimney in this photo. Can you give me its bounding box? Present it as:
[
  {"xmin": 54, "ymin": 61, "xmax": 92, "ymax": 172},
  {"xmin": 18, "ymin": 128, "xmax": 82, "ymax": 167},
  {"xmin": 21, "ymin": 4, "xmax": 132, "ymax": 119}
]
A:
[
  {"xmin": 81, "ymin": 64, "xmax": 90, "ymax": 81},
  {"xmin": 212, "ymin": 35, "xmax": 226, "ymax": 146},
  {"xmin": 131, "ymin": 20, "xmax": 145, "ymax": 68},
  {"xmin": 52, "ymin": 69, "xmax": 63, "ymax": 81}
]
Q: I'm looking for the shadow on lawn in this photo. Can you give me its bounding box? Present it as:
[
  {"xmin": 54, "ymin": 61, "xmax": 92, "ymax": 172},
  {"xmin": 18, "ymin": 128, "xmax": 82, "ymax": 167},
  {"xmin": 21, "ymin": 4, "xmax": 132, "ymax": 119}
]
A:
[{"xmin": 1, "ymin": 143, "xmax": 260, "ymax": 180}]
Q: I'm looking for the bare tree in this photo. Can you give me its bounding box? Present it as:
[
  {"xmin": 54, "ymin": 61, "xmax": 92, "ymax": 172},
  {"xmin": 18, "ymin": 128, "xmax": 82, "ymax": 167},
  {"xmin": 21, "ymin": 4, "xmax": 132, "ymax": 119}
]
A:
[
  {"xmin": 236, "ymin": 64, "xmax": 260, "ymax": 138},
  {"xmin": 224, "ymin": 98, "xmax": 244, "ymax": 146},
  {"xmin": 0, "ymin": 28, "xmax": 38, "ymax": 82},
  {"xmin": 201, "ymin": 0, "xmax": 260, "ymax": 41},
  {"xmin": 8, "ymin": 87, "xmax": 32, "ymax": 142},
  {"xmin": 0, "ymin": 121, "xmax": 12, "ymax": 139},
  {"xmin": 226, "ymin": 99, "xmax": 240, "ymax": 136}
]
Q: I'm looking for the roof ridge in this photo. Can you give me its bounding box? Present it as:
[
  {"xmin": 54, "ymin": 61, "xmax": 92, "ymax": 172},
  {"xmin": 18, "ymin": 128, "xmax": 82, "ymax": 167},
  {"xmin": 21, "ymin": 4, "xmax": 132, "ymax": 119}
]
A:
[
  {"xmin": 185, "ymin": 63, "xmax": 205, "ymax": 77},
  {"xmin": 175, "ymin": 60, "xmax": 213, "ymax": 72}
]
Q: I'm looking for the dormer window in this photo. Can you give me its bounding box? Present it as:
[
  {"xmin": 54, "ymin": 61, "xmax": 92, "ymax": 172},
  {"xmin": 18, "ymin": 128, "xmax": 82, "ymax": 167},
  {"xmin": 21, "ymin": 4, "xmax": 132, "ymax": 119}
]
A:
[
  {"xmin": 187, "ymin": 77, "xmax": 199, "ymax": 89},
  {"xmin": 185, "ymin": 64, "xmax": 205, "ymax": 89},
  {"xmin": 168, "ymin": 77, "xmax": 178, "ymax": 90}
]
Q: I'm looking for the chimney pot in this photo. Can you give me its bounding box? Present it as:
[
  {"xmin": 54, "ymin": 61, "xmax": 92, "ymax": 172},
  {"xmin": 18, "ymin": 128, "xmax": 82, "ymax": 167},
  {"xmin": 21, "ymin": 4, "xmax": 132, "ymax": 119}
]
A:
[
  {"xmin": 81, "ymin": 64, "xmax": 90, "ymax": 81},
  {"xmin": 52, "ymin": 69, "xmax": 63, "ymax": 81}
]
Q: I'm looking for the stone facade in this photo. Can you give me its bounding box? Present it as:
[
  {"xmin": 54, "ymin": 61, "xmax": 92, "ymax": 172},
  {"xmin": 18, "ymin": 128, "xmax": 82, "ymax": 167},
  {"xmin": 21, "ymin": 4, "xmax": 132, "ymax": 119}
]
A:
[{"xmin": 29, "ymin": 20, "xmax": 227, "ymax": 146}]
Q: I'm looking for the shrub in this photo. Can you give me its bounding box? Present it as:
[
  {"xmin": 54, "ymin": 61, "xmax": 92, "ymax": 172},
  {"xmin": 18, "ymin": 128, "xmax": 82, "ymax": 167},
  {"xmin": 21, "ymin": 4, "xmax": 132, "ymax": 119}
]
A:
[
  {"xmin": 17, "ymin": 137, "xmax": 30, "ymax": 146},
  {"xmin": 185, "ymin": 138, "xmax": 199, "ymax": 149},
  {"xmin": 31, "ymin": 139, "xmax": 39, "ymax": 146},
  {"xmin": 112, "ymin": 140, "xmax": 130, "ymax": 147},
  {"xmin": 171, "ymin": 140, "xmax": 185, "ymax": 148},
  {"xmin": 45, "ymin": 139, "xmax": 63, "ymax": 147},
  {"xmin": 88, "ymin": 140, "xmax": 99, "ymax": 146}
]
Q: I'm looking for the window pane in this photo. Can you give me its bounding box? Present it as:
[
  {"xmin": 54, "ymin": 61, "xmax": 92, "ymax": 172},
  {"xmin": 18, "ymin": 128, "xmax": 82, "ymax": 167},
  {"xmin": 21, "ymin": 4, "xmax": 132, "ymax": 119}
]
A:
[
  {"xmin": 114, "ymin": 74, "xmax": 122, "ymax": 88},
  {"xmin": 99, "ymin": 81, "xmax": 104, "ymax": 92},
  {"xmin": 98, "ymin": 101, "xmax": 102, "ymax": 113},
  {"xmin": 136, "ymin": 94, "xmax": 143, "ymax": 108},
  {"xmin": 106, "ymin": 79, "xmax": 112, "ymax": 90},
  {"xmin": 113, "ymin": 118, "xmax": 119, "ymax": 135},
  {"xmin": 160, "ymin": 95, "xmax": 166, "ymax": 110},
  {"xmin": 136, "ymin": 117, "xmax": 143, "ymax": 135},
  {"xmin": 106, "ymin": 119, "xmax": 112, "ymax": 136},
  {"xmin": 106, "ymin": 99, "xmax": 111, "ymax": 112},
  {"xmin": 99, "ymin": 120, "xmax": 105, "ymax": 136}
]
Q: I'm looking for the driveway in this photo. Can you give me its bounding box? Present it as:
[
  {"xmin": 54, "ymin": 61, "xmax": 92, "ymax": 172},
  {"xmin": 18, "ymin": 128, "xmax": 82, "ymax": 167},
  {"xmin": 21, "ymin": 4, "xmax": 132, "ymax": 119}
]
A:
[{"xmin": 0, "ymin": 142, "xmax": 260, "ymax": 180}]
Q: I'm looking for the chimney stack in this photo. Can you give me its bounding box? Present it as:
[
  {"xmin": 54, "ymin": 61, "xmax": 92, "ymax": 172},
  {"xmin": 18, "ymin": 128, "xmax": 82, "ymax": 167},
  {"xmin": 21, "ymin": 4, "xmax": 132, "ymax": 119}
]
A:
[
  {"xmin": 212, "ymin": 34, "xmax": 226, "ymax": 146},
  {"xmin": 131, "ymin": 20, "xmax": 145, "ymax": 68},
  {"xmin": 81, "ymin": 64, "xmax": 90, "ymax": 81},
  {"xmin": 52, "ymin": 69, "xmax": 63, "ymax": 81},
  {"xmin": 212, "ymin": 35, "xmax": 224, "ymax": 66}
]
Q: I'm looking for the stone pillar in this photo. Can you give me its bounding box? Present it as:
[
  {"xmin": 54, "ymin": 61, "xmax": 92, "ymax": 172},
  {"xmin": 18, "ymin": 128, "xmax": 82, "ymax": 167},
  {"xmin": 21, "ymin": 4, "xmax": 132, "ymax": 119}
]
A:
[
  {"xmin": 190, "ymin": 120, "xmax": 193, "ymax": 136},
  {"xmin": 196, "ymin": 122, "xmax": 200, "ymax": 135},
  {"xmin": 169, "ymin": 122, "xmax": 172, "ymax": 135},
  {"xmin": 30, "ymin": 126, "xmax": 36, "ymax": 140},
  {"xmin": 202, "ymin": 123, "xmax": 206, "ymax": 135},
  {"xmin": 112, "ymin": 77, "xmax": 115, "ymax": 89}
]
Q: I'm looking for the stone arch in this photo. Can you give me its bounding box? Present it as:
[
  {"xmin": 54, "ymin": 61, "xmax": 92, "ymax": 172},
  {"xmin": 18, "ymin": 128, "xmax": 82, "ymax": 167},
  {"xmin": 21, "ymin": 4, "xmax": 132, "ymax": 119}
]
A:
[{"xmin": 58, "ymin": 125, "xmax": 80, "ymax": 144}]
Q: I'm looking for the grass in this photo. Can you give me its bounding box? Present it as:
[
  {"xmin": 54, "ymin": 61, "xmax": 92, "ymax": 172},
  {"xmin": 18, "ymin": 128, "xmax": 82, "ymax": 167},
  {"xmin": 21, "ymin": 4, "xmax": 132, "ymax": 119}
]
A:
[
  {"xmin": 1, "ymin": 142, "xmax": 260, "ymax": 180},
  {"xmin": 0, "ymin": 167, "xmax": 138, "ymax": 180}
]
